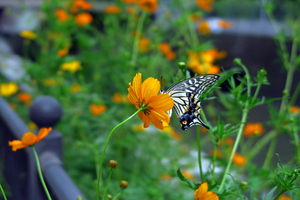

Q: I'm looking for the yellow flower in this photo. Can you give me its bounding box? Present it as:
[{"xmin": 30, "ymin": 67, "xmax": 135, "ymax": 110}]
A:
[
  {"xmin": 133, "ymin": 124, "xmax": 146, "ymax": 132},
  {"xmin": 20, "ymin": 30, "xmax": 37, "ymax": 40},
  {"xmin": 233, "ymin": 153, "xmax": 246, "ymax": 166},
  {"xmin": 0, "ymin": 83, "xmax": 19, "ymax": 97},
  {"xmin": 9, "ymin": 128, "xmax": 52, "ymax": 151},
  {"xmin": 127, "ymin": 73, "xmax": 174, "ymax": 130},
  {"xmin": 243, "ymin": 123, "xmax": 264, "ymax": 137},
  {"xmin": 194, "ymin": 182, "xmax": 219, "ymax": 200},
  {"xmin": 71, "ymin": 84, "xmax": 81, "ymax": 93},
  {"xmin": 61, "ymin": 61, "xmax": 81, "ymax": 73}
]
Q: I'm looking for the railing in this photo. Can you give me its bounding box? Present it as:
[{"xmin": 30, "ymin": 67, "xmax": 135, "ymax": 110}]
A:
[{"xmin": 0, "ymin": 95, "xmax": 86, "ymax": 200}]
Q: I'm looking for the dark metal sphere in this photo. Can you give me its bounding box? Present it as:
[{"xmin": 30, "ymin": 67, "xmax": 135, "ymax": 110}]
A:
[{"xmin": 29, "ymin": 96, "xmax": 63, "ymax": 128}]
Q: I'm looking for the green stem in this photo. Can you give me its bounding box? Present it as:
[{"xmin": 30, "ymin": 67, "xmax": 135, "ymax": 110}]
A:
[
  {"xmin": 102, "ymin": 169, "xmax": 113, "ymax": 200},
  {"xmin": 251, "ymin": 83, "xmax": 261, "ymax": 105},
  {"xmin": 130, "ymin": 11, "xmax": 147, "ymax": 67},
  {"xmin": 218, "ymin": 106, "xmax": 249, "ymax": 192},
  {"xmin": 32, "ymin": 147, "xmax": 52, "ymax": 200},
  {"xmin": 97, "ymin": 108, "xmax": 142, "ymax": 200},
  {"xmin": 292, "ymin": 125, "xmax": 300, "ymax": 165},
  {"xmin": 0, "ymin": 183, "xmax": 7, "ymax": 200},
  {"xmin": 211, "ymin": 144, "xmax": 217, "ymax": 185},
  {"xmin": 262, "ymin": 131, "xmax": 278, "ymax": 168},
  {"xmin": 289, "ymin": 81, "xmax": 300, "ymax": 106},
  {"xmin": 272, "ymin": 189, "xmax": 286, "ymax": 200},
  {"xmin": 197, "ymin": 126, "xmax": 204, "ymax": 182},
  {"xmin": 112, "ymin": 191, "xmax": 123, "ymax": 200}
]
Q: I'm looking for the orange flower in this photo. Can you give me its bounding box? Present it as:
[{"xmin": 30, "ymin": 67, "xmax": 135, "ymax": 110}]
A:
[
  {"xmin": 195, "ymin": 0, "xmax": 214, "ymax": 12},
  {"xmin": 18, "ymin": 92, "xmax": 31, "ymax": 102},
  {"xmin": 210, "ymin": 149, "xmax": 223, "ymax": 158},
  {"xmin": 158, "ymin": 43, "xmax": 171, "ymax": 53},
  {"xmin": 164, "ymin": 51, "xmax": 176, "ymax": 60},
  {"xmin": 171, "ymin": 132, "xmax": 181, "ymax": 140},
  {"xmin": 71, "ymin": 84, "xmax": 81, "ymax": 93},
  {"xmin": 104, "ymin": 6, "xmax": 121, "ymax": 14},
  {"xmin": 160, "ymin": 174, "xmax": 172, "ymax": 180},
  {"xmin": 182, "ymin": 171, "xmax": 195, "ymax": 180},
  {"xmin": 75, "ymin": 13, "xmax": 93, "ymax": 26},
  {"xmin": 126, "ymin": 6, "xmax": 136, "ymax": 14},
  {"xmin": 89, "ymin": 104, "xmax": 106, "ymax": 116},
  {"xmin": 197, "ymin": 21, "xmax": 211, "ymax": 35},
  {"xmin": 57, "ymin": 48, "xmax": 69, "ymax": 57},
  {"xmin": 9, "ymin": 127, "xmax": 52, "ymax": 151},
  {"xmin": 190, "ymin": 14, "xmax": 202, "ymax": 21},
  {"xmin": 218, "ymin": 20, "xmax": 233, "ymax": 28},
  {"xmin": 70, "ymin": 0, "xmax": 93, "ymax": 13},
  {"xmin": 113, "ymin": 92, "xmax": 128, "ymax": 103},
  {"xmin": 55, "ymin": 9, "xmax": 69, "ymax": 23},
  {"xmin": 138, "ymin": 38, "xmax": 151, "ymax": 53},
  {"xmin": 243, "ymin": 123, "xmax": 265, "ymax": 137},
  {"xmin": 127, "ymin": 73, "xmax": 174, "ymax": 130},
  {"xmin": 194, "ymin": 182, "xmax": 219, "ymax": 200},
  {"xmin": 279, "ymin": 195, "xmax": 292, "ymax": 200},
  {"xmin": 216, "ymin": 51, "xmax": 227, "ymax": 59},
  {"xmin": 290, "ymin": 106, "xmax": 300, "ymax": 114},
  {"xmin": 137, "ymin": 0, "xmax": 158, "ymax": 13},
  {"xmin": 233, "ymin": 153, "xmax": 246, "ymax": 166}
]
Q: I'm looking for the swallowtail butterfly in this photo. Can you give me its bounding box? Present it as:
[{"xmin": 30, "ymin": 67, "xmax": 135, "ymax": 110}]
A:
[{"xmin": 160, "ymin": 75, "xmax": 220, "ymax": 131}]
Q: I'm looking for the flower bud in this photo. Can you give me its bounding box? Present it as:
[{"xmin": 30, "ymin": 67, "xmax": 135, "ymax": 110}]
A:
[
  {"xmin": 240, "ymin": 181, "xmax": 248, "ymax": 186},
  {"xmin": 107, "ymin": 194, "xmax": 112, "ymax": 200},
  {"xmin": 109, "ymin": 160, "xmax": 117, "ymax": 169},
  {"xmin": 120, "ymin": 180, "xmax": 128, "ymax": 189}
]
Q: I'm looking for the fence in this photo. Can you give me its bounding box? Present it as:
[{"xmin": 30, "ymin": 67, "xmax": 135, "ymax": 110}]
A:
[{"xmin": 0, "ymin": 95, "xmax": 86, "ymax": 200}]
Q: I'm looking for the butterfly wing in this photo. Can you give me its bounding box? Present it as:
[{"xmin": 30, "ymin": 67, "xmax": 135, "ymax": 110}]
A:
[{"xmin": 164, "ymin": 75, "xmax": 220, "ymax": 130}]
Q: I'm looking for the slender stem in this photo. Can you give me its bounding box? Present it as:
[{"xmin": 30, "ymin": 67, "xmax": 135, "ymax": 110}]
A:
[
  {"xmin": 97, "ymin": 108, "xmax": 142, "ymax": 200},
  {"xmin": 218, "ymin": 106, "xmax": 249, "ymax": 192},
  {"xmin": 197, "ymin": 126, "xmax": 204, "ymax": 182},
  {"xmin": 130, "ymin": 11, "xmax": 147, "ymax": 67},
  {"xmin": 211, "ymin": 144, "xmax": 217, "ymax": 185},
  {"xmin": 102, "ymin": 169, "xmax": 113, "ymax": 200},
  {"xmin": 0, "ymin": 183, "xmax": 7, "ymax": 200},
  {"xmin": 251, "ymin": 83, "xmax": 261, "ymax": 105},
  {"xmin": 112, "ymin": 191, "xmax": 123, "ymax": 200},
  {"xmin": 273, "ymin": 189, "xmax": 286, "ymax": 200},
  {"xmin": 292, "ymin": 125, "xmax": 300, "ymax": 165},
  {"xmin": 262, "ymin": 132, "xmax": 278, "ymax": 168},
  {"xmin": 32, "ymin": 147, "xmax": 52, "ymax": 200},
  {"xmin": 289, "ymin": 81, "xmax": 300, "ymax": 106}
]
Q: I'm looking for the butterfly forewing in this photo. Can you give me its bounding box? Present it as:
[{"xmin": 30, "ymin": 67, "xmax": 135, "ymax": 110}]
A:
[{"xmin": 163, "ymin": 74, "xmax": 220, "ymax": 130}]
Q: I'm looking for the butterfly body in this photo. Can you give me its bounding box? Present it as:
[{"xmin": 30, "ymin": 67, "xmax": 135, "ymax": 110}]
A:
[{"xmin": 161, "ymin": 75, "xmax": 220, "ymax": 131}]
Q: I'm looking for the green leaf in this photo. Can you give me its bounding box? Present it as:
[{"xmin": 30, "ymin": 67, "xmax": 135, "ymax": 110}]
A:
[
  {"xmin": 262, "ymin": 186, "xmax": 277, "ymax": 200},
  {"xmin": 176, "ymin": 167, "xmax": 196, "ymax": 190}
]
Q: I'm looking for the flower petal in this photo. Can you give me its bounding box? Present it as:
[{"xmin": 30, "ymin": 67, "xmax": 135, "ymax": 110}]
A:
[
  {"xmin": 21, "ymin": 132, "xmax": 37, "ymax": 145},
  {"xmin": 194, "ymin": 182, "xmax": 208, "ymax": 200},
  {"xmin": 149, "ymin": 110, "xmax": 170, "ymax": 130},
  {"xmin": 132, "ymin": 73, "xmax": 142, "ymax": 101},
  {"xmin": 138, "ymin": 111, "xmax": 150, "ymax": 128},
  {"xmin": 148, "ymin": 94, "xmax": 174, "ymax": 111},
  {"xmin": 201, "ymin": 191, "xmax": 219, "ymax": 200},
  {"xmin": 8, "ymin": 140, "xmax": 27, "ymax": 151},
  {"xmin": 127, "ymin": 84, "xmax": 139, "ymax": 106},
  {"xmin": 36, "ymin": 127, "xmax": 52, "ymax": 142},
  {"xmin": 141, "ymin": 77, "xmax": 160, "ymax": 103}
]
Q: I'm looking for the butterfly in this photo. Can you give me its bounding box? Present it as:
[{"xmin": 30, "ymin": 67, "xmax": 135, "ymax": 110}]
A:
[{"xmin": 160, "ymin": 74, "xmax": 220, "ymax": 131}]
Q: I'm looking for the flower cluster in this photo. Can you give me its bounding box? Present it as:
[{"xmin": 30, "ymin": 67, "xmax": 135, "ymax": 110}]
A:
[{"xmin": 158, "ymin": 43, "xmax": 176, "ymax": 60}]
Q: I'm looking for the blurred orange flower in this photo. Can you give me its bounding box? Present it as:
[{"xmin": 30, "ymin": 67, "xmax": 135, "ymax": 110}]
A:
[
  {"xmin": 57, "ymin": 48, "xmax": 69, "ymax": 57},
  {"xmin": 290, "ymin": 106, "xmax": 300, "ymax": 114},
  {"xmin": 75, "ymin": 13, "xmax": 93, "ymax": 26},
  {"xmin": 127, "ymin": 73, "xmax": 174, "ymax": 130},
  {"xmin": 137, "ymin": 0, "xmax": 158, "ymax": 13},
  {"xmin": 138, "ymin": 38, "xmax": 151, "ymax": 53},
  {"xmin": 89, "ymin": 104, "xmax": 106, "ymax": 116},
  {"xmin": 70, "ymin": 0, "xmax": 93, "ymax": 13},
  {"xmin": 233, "ymin": 153, "xmax": 246, "ymax": 166},
  {"xmin": 243, "ymin": 123, "xmax": 264, "ymax": 137},
  {"xmin": 160, "ymin": 174, "xmax": 172, "ymax": 180},
  {"xmin": 55, "ymin": 9, "xmax": 69, "ymax": 23},
  {"xmin": 112, "ymin": 92, "xmax": 128, "ymax": 103},
  {"xmin": 9, "ymin": 128, "xmax": 52, "ymax": 151},
  {"xmin": 279, "ymin": 195, "xmax": 292, "ymax": 200},
  {"xmin": 197, "ymin": 21, "xmax": 211, "ymax": 35},
  {"xmin": 104, "ymin": 6, "xmax": 122, "ymax": 14},
  {"xmin": 18, "ymin": 92, "xmax": 31, "ymax": 103},
  {"xmin": 158, "ymin": 43, "xmax": 171, "ymax": 53},
  {"xmin": 71, "ymin": 84, "xmax": 81, "ymax": 93},
  {"xmin": 195, "ymin": 0, "xmax": 214, "ymax": 12},
  {"xmin": 190, "ymin": 14, "xmax": 202, "ymax": 21},
  {"xmin": 194, "ymin": 182, "xmax": 219, "ymax": 200},
  {"xmin": 210, "ymin": 149, "xmax": 223, "ymax": 158},
  {"xmin": 0, "ymin": 83, "xmax": 19, "ymax": 97},
  {"xmin": 182, "ymin": 171, "xmax": 195, "ymax": 180},
  {"xmin": 218, "ymin": 20, "xmax": 233, "ymax": 28}
]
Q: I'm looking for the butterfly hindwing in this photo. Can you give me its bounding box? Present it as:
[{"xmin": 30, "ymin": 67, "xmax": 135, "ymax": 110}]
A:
[{"xmin": 162, "ymin": 74, "xmax": 220, "ymax": 131}]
